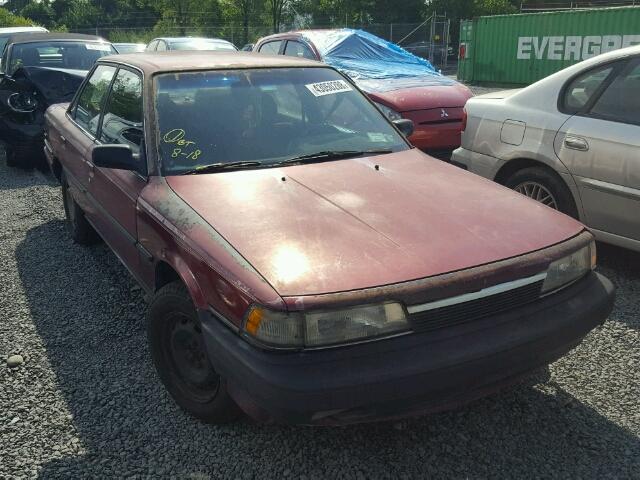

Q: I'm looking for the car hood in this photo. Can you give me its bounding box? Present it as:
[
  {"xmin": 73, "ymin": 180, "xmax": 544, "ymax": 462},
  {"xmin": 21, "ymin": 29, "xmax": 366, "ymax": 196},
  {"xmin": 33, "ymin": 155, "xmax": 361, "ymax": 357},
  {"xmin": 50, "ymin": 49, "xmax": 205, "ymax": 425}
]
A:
[
  {"xmin": 368, "ymin": 82, "xmax": 473, "ymax": 112},
  {"xmin": 166, "ymin": 150, "xmax": 583, "ymax": 297}
]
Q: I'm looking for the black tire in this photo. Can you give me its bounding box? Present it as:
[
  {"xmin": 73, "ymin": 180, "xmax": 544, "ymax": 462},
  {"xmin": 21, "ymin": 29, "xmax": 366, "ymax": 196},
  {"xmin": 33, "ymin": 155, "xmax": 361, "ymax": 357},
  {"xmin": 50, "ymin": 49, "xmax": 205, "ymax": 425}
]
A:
[
  {"xmin": 146, "ymin": 281, "xmax": 240, "ymax": 424},
  {"xmin": 505, "ymin": 166, "xmax": 578, "ymax": 219},
  {"xmin": 5, "ymin": 146, "xmax": 23, "ymax": 168},
  {"xmin": 61, "ymin": 173, "xmax": 99, "ymax": 245}
]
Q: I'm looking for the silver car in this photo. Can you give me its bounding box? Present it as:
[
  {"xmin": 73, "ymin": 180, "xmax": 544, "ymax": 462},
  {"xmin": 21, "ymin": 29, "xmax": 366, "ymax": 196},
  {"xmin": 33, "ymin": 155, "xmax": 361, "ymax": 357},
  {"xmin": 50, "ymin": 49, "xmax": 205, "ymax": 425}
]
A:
[{"xmin": 452, "ymin": 45, "xmax": 640, "ymax": 253}]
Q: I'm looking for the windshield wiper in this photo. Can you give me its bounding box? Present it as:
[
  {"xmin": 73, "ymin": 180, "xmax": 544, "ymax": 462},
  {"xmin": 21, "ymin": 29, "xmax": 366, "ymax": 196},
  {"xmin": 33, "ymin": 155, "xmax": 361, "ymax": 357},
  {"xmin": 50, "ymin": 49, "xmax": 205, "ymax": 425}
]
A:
[
  {"xmin": 182, "ymin": 161, "xmax": 262, "ymax": 175},
  {"xmin": 276, "ymin": 149, "xmax": 393, "ymax": 166}
]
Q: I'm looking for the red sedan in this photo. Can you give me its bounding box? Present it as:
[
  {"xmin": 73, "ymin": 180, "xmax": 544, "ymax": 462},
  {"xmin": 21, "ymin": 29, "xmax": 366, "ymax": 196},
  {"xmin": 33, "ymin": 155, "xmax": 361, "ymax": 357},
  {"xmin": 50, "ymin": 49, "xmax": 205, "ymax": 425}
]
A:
[
  {"xmin": 254, "ymin": 29, "xmax": 473, "ymax": 157},
  {"xmin": 44, "ymin": 52, "xmax": 613, "ymax": 425}
]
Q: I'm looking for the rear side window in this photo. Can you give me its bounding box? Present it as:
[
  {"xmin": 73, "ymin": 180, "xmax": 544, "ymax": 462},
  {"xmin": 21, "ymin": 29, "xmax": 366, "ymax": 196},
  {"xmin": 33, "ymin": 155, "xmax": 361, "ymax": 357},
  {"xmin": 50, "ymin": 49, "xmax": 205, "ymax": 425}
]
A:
[
  {"xmin": 284, "ymin": 41, "xmax": 315, "ymax": 60},
  {"xmin": 589, "ymin": 60, "xmax": 640, "ymax": 125},
  {"xmin": 73, "ymin": 64, "xmax": 116, "ymax": 136},
  {"xmin": 99, "ymin": 69, "xmax": 144, "ymax": 169},
  {"xmin": 562, "ymin": 64, "xmax": 614, "ymax": 113},
  {"xmin": 259, "ymin": 40, "xmax": 282, "ymax": 54}
]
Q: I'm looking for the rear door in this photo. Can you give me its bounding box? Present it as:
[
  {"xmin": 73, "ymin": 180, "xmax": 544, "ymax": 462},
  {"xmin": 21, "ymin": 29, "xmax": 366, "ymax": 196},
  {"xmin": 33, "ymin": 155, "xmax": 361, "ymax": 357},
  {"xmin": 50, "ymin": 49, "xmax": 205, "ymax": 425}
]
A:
[
  {"xmin": 88, "ymin": 66, "xmax": 148, "ymax": 281},
  {"xmin": 62, "ymin": 64, "xmax": 116, "ymax": 216},
  {"xmin": 555, "ymin": 57, "xmax": 640, "ymax": 243}
]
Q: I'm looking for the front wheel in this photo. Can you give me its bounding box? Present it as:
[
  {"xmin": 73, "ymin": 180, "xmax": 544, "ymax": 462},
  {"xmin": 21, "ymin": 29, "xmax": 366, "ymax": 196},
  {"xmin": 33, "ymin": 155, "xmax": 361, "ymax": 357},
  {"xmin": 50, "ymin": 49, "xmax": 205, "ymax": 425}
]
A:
[
  {"xmin": 505, "ymin": 167, "xmax": 578, "ymax": 218},
  {"xmin": 146, "ymin": 281, "xmax": 240, "ymax": 424}
]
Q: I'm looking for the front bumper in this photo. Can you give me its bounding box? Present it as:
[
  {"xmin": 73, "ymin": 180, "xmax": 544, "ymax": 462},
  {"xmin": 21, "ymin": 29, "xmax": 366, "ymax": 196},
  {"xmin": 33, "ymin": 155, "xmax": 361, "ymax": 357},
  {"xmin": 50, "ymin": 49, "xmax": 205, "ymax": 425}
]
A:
[
  {"xmin": 0, "ymin": 113, "xmax": 44, "ymax": 150},
  {"xmin": 199, "ymin": 272, "xmax": 614, "ymax": 425}
]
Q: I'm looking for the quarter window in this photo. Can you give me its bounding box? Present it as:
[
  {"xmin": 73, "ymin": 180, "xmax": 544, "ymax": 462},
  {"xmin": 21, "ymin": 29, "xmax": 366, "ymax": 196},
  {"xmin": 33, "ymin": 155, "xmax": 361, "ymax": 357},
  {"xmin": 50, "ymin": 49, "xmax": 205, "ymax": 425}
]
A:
[
  {"xmin": 589, "ymin": 60, "xmax": 640, "ymax": 125},
  {"xmin": 99, "ymin": 69, "xmax": 144, "ymax": 168},
  {"xmin": 258, "ymin": 41, "xmax": 282, "ymax": 55},
  {"xmin": 73, "ymin": 64, "xmax": 116, "ymax": 136},
  {"xmin": 563, "ymin": 64, "xmax": 614, "ymax": 113},
  {"xmin": 284, "ymin": 41, "xmax": 315, "ymax": 60}
]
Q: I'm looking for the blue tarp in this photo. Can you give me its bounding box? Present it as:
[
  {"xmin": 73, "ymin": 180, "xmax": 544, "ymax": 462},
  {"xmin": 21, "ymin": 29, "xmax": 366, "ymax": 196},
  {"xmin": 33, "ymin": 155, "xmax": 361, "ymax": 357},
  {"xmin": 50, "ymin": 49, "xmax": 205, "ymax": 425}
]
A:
[{"xmin": 301, "ymin": 29, "xmax": 455, "ymax": 93}]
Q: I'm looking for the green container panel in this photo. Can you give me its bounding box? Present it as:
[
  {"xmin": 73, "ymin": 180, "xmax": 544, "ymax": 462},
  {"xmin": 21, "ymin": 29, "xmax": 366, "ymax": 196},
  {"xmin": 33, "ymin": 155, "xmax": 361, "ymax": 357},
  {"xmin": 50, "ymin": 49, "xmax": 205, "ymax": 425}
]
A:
[{"xmin": 458, "ymin": 6, "xmax": 640, "ymax": 86}]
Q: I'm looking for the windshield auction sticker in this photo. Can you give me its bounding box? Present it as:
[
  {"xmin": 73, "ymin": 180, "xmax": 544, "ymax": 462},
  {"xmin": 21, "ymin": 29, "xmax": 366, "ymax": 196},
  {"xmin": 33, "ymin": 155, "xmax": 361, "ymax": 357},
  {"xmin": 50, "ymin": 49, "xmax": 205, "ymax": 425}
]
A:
[{"xmin": 305, "ymin": 80, "xmax": 353, "ymax": 97}]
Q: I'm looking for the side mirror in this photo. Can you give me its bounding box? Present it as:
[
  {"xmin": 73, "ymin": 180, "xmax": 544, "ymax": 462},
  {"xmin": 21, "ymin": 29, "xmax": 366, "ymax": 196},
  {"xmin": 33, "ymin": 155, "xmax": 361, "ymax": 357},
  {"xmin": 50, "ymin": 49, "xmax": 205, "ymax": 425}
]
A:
[
  {"xmin": 92, "ymin": 144, "xmax": 137, "ymax": 170},
  {"xmin": 393, "ymin": 118, "xmax": 415, "ymax": 138}
]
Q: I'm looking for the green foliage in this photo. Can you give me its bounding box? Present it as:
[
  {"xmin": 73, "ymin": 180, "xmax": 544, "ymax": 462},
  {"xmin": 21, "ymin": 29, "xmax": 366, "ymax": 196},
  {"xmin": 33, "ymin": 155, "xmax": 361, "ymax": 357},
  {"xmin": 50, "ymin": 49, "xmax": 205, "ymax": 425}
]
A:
[
  {"xmin": 0, "ymin": 6, "xmax": 35, "ymax": 27},
  {"xmin": 0, "ymin": 0, "xmax": 523, "ymax": 46}
]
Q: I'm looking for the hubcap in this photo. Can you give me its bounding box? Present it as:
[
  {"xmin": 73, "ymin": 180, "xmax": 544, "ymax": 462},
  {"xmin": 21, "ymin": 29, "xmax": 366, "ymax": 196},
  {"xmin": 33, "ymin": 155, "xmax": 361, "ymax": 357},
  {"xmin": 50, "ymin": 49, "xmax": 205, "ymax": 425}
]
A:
[
  {"xmin": 514, "ymin": 181, "xmax": 558, "ymax": 210},
  {"xmin": 167, "ymin": 313, "xmax": 219, "ymax": 403}
]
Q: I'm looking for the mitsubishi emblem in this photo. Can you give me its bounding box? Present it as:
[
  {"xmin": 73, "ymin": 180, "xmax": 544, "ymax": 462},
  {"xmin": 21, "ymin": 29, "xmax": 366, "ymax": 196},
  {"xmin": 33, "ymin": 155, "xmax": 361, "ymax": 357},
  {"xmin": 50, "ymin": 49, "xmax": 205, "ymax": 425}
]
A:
[{"xmin": 441, "ymin": 109, "xmax": 449, "ymax": 118}]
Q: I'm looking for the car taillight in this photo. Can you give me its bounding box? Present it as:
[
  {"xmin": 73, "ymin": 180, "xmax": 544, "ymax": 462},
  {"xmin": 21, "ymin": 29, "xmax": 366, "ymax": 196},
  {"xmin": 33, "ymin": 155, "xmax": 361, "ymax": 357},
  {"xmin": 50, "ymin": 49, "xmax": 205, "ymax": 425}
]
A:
[{"xmin": 461, "ymin": 108, "xmax": 468, "ymax": 132}]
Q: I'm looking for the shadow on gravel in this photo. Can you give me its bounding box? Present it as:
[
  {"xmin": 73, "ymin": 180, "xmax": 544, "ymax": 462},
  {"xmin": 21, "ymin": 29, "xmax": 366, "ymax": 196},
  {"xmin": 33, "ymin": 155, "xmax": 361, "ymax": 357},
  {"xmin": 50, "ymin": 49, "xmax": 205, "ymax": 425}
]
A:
[
  {"xmin": 0, "ymin": 157, "xmax": 55, "ymax": 191},
  {"xmin": 16, "ymin": 221, "xmax": 640, "ymax": 478},
  {"xmin": 596, "ymin": 242, "xmax": 640, "ymax": 331}
]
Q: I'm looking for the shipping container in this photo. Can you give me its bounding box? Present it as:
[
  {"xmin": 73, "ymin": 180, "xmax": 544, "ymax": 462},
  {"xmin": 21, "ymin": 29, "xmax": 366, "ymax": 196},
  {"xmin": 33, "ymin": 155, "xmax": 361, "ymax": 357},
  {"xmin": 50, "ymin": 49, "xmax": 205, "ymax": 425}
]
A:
[{"xmin": 458, "ymin": 6, "xmax": 640, "ymax": 86}]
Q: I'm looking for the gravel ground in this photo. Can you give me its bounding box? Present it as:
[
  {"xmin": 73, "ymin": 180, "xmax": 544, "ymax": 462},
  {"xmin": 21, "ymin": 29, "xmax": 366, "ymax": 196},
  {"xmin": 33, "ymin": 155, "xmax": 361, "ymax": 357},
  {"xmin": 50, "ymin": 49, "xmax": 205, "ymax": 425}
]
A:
[{"xmin": 0, "ymin": 158, "xmax": 639, "ymax": 479}]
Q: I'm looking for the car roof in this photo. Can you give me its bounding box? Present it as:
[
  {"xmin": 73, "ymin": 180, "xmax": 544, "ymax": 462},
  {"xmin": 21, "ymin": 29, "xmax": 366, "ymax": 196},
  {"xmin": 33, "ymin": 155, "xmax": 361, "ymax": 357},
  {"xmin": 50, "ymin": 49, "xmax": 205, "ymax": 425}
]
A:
[
  {"xmin": 5, "ymin": 32, "xmax": 108, "ymax": 45},
  {"xmin": 258, "ymin": 29, "xmax": 340, "ymax": 42},
  {"xmin": 99, "ymin": 51, "xmax": 323, "ymax": 75},
  {"xmin": 0, "ymin": 26, "xmax": 48, "ymax": 35}
]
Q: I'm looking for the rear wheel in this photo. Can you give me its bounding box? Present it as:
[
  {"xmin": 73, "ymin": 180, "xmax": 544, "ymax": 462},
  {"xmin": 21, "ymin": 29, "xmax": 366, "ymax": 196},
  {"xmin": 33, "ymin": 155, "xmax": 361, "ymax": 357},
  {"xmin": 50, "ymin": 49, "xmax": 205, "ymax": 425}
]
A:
[
  {"xmin": 505, "ymin": 167, "xmax": 578, "ymax": 218},
  {"xmin": 61, "ymin": 173, "xmax": 99, "ymax": 245},
  {"xmin": 146, "ymin": 281, "xmax": 240, "ymax": 424}
]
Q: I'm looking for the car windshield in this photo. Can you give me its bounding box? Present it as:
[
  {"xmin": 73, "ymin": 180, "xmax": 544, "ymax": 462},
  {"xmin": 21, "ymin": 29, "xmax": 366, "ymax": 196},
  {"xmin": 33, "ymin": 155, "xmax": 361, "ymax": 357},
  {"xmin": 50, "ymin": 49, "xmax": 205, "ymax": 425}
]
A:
[
  {"xmin": 170, "ymin": 40, "xmax": 236, "ymax": 51},
  {"xmin": 7, "ymin": 41, "xmax": 116, "ymax": 74},
  {"xmin": 115, "ymin": 44, "xmax": 145, "ymax": 54},
  {"xmin": 155, "ymin": 67, "xmax": 409, "ymax": 175}
]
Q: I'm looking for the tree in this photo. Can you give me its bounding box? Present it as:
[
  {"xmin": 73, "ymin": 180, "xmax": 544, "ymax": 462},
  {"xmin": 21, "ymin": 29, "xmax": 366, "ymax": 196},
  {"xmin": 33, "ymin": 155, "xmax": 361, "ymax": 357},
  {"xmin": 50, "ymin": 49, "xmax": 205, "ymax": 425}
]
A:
[
  {"xmin": 0, "ymin": 7, "xmax": 33, "ymax": 27},
  {"xmin": 268, "ymin": 0, "xmax": 288, "ymax": 33}
]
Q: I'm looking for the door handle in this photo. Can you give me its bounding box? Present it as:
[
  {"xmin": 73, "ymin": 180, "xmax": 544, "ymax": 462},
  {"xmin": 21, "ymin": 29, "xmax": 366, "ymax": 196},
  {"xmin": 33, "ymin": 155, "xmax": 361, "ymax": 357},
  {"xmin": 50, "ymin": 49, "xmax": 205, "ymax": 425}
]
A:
[
  {"xmin": 60, "ymin": 135, "xmax": 66, "ymax": 144},
  {"xmin": 88, "ymin": 163, "xmax": 94, "ymax": 182},
  {"xmin": 564, "ymin": 136, "xmax": 589, "ymax": 151}
]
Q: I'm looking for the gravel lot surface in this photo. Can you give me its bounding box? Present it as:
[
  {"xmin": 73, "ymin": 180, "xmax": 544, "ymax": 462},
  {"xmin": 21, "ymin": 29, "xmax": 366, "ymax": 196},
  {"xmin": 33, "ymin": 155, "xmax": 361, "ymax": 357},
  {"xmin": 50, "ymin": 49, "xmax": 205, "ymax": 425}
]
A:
[{"xmin": 1, "ymin": 158, "xmax": 639, "ymax": 479}]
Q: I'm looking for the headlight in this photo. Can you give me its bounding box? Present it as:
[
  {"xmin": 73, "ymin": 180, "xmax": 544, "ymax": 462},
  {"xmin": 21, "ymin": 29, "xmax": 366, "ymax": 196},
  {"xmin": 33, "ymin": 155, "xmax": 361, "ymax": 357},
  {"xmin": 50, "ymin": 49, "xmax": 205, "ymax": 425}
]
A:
[
  {"xmin": 373, "ymin": 101, "xmax": 403, "ymax": 121},
  {"xmin": 542, "ymin": 240, "xmax": 596, "ymax": 293},
  {"xmin": 244, "ymin": 302, "xmax": 409, "ymax": 348},
  {"xmin": 8, "ymin": 91, "xmax": 38, "ymax": 113}
]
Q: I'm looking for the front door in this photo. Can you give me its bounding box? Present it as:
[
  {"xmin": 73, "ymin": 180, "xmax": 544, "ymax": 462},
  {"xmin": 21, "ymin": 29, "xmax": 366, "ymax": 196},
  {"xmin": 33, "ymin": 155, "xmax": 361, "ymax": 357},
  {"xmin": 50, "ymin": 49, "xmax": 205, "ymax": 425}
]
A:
[
  {"xmin": 555, "ymin": 57, "xmax": 640, "ymax": 243},
  {"xmin": 88, "ymin": 67, "xmax": 149, "ymax": 284}
]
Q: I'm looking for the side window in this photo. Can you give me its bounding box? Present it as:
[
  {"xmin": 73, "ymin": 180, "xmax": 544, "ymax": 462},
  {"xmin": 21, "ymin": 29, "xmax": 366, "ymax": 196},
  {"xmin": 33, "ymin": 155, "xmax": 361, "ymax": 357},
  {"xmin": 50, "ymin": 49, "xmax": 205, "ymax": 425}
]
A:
[
  {"xmin": 258, "ymin": 41, "xmax": 282, "ymax": 55},
  {"xmin": 99, "ymin": 69, "xmax": 145, "ymax": 172},
  {"xmin": 73, "ymin": 64, "xmax": 116, "ymax": 136},
  {"xmin": 284, "ymin": 41, "xmax": 315, "ymax": 60},
  {"xmin": 562, "ymin": 64, "xmax": 614, "ymax": 113},
  {"xmin": 146, "ymin": 40, "xmax": 157, "ymax": 52},
  {"xmin": 589, "ymin": 60, "xmax": 640, "ymax": 125},
  {"xmin": 156, "ymin": 41, "xmax": 167, "ymax": 52}
]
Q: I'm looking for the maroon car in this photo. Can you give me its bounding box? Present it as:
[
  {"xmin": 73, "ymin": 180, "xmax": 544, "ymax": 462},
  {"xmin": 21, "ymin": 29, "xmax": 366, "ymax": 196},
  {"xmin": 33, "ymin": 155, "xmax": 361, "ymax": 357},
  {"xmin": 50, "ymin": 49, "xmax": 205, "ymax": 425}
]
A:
[
  {"xmin": 44, "ymin": 52, "xmax": 614, "ymax": 425},
  {"xmin": 254, "ymin": 29, "xmax": 474, "ymax": 157}
]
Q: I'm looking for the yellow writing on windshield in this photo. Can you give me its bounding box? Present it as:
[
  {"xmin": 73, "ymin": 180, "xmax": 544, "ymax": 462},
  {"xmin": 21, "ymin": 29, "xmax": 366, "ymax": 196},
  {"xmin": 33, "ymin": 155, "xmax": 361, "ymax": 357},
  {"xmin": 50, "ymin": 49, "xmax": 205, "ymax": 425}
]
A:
[
  {"xmin": 163, "ymin": 128, "xmax": 201, "ymax": 161},
  {"xmin": 163, "ymin": 128, "xmax": 196, "ymax": 147}
]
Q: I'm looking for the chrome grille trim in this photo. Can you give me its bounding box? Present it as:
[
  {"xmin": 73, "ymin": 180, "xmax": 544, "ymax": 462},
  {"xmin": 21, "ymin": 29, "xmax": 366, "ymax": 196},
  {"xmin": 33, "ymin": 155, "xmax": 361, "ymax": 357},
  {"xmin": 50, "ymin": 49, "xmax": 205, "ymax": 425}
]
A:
[{"xmin": 406, "ymin": 272, "xmax": 548, "ymax": 315}]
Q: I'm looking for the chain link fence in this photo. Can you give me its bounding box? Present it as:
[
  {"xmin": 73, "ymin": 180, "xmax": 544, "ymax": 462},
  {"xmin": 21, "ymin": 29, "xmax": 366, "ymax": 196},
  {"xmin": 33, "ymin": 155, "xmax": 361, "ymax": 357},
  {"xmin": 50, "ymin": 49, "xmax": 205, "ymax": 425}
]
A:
[{"xmin": 69, "ymin": 20, "xmax": 453, "ymax": 69}]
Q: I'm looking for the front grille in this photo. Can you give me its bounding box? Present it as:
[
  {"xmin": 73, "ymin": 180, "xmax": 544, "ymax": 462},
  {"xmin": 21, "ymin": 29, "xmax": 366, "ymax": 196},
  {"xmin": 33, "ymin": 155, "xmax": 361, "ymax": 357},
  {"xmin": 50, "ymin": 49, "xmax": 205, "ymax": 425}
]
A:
[{"xmin": 408, "ymin": 280, "xmax": 544, "ymax": 333}]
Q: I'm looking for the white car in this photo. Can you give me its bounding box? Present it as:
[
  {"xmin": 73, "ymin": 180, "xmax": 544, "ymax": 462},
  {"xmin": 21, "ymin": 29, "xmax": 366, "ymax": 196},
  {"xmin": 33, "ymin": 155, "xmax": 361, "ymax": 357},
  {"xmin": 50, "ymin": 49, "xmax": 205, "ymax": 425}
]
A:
[
  {"xmin": 452, "ymin": 45, "xmax": 640, "ymax": 253},
  {"xmin": 0, "ymin": 26, "xmax": 48, "ymax": 56}
]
